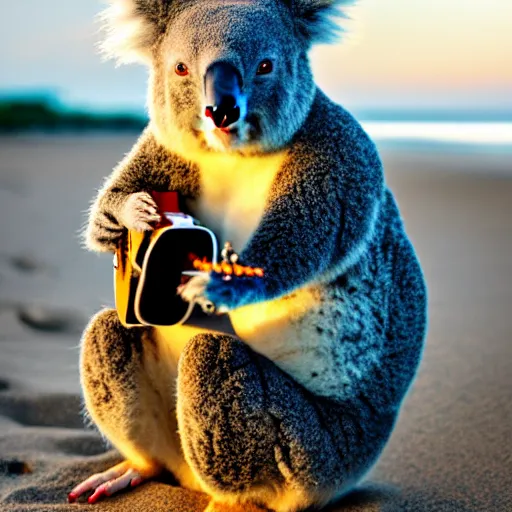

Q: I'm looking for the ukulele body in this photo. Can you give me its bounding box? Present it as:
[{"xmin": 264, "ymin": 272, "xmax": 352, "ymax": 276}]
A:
[{"xmin": 114, "ymin": 192, "xmax": 218, "ymax": 328}]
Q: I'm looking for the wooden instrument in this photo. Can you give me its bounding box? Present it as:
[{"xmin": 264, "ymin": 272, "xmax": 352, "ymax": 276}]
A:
[{"xmin": 114, "ymin": 192, "xmax": 218, "ymax": 328}]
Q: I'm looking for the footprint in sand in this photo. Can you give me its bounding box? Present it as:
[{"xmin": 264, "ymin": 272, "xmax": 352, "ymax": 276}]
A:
[
  {"xmin": 9, "ymin": 254, "xmax": 47, "ymax": 274},
  {"xmin": 0, "ymin": 394, "xmax": 84, "ymax": 429},
  {"xmin": 55, "ymin": 436, "xmax": 109, "ymax": 457},
  {"xmin": 17, "ymin": 305, "xmax": 86, "ymax": 335},
  {"xmin": 0, "ymin": 459, "xmax": 32, "ymax": 476},
  {"xmin": 1, "ymin": 253, "xmax": 54, "ymax": 277}
]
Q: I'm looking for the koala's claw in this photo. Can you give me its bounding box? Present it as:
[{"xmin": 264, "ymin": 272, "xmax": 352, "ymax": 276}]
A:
[
  {"xmin": 178, "ymin": 274, "xmax": 216, "ymax": 314},
  {"xmin": 120, "ymin": 192, "xmax": 161, "ymax": 232},
  {"xmin": 68, "ymin": 460, "xmax": 161, "ymax": 504}
]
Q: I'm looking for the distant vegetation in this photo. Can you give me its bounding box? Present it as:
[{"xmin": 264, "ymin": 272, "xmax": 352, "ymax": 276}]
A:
[
  {"xmin": 2, "ymin": 95, "xmax": 510, "ymax": 134},
  {"xmin": 0, "ymin": 97, "xmax": 146, "ymax": 133}
]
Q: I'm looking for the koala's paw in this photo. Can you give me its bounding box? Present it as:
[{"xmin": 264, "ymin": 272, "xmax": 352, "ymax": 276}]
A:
[
  {"xmin": 119, "ymin": 192, "xmax": 161, "ymax": 232},
  {"xmin": 178, "ymin": 274, "xmax": 217, "ymax": 314},
  {"xmin": 205, "ymin": 273, "xmax": 267, "ymax": 311},
  {"xmin": 85, "ymin": 217, "xmax": 123, "ymax": 253}
]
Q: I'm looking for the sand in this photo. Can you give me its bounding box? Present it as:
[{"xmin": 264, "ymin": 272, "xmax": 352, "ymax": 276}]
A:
[{"xmin": 0, "ymin": 135, "xmax": 511, "ymax": 511}]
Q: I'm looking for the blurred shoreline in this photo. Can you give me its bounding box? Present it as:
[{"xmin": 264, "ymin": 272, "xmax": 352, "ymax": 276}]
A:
[
  {"xmin": 0, "ymin": 97, "xmax": 145, "ymax": 133},
  {"xmin": 2, "ymin": 131, "xmax": 510, "ymax": 177},
  {"xmin": 1, "ymin": 97, "xmax": 512, "ymax": 155}
]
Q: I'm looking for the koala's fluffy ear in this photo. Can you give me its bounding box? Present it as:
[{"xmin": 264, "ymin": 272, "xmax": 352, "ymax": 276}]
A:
[
  {"xmin": 287, "ymin": 0, "xmax": 354, "ymax": 46},
  {"xmin": 99, "ymin": 0, "xmax": 173, "ymax": 64}
]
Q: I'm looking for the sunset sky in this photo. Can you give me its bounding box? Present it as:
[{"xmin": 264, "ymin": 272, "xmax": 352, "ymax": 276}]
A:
[{"xmin": 1, "ymin": 0, "xmax": 511, "ymax": 112}]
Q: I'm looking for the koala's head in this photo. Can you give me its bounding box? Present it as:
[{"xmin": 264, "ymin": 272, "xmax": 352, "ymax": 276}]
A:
[{"xmin": 101, "ymin": 0, "xmax": 352, "ymax": 156}]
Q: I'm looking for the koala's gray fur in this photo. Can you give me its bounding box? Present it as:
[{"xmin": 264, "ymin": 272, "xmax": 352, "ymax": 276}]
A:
[{"xmin": 78, "ymin": 1, "xmax": 427, "ymax": 511}]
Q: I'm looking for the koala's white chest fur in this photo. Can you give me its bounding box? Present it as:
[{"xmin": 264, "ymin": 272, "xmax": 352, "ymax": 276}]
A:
[{"xmin": 191, "ymin": 151, "xmax": 286, "ymax": 250}]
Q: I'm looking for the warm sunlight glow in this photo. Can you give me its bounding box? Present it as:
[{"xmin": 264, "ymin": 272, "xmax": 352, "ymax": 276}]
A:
[
  {"xmin": 312, "ymin": 0, "xmax": 512, "ymax": 107},
  {"xmin": 1, "ymin": 0, "xmax": 511, "ymax": 109}
]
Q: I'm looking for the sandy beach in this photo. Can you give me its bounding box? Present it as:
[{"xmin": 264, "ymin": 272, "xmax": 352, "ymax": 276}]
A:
[{"xmin": 0, "ymin": 135, "xmax": 510, "ymax": 511}]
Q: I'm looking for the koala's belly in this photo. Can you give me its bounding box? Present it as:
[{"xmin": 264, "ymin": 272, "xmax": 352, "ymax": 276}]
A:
[
  {"xmin": 229, "ymin": 286, "xmax": 337, "ymax": 394},
  {"xmin": 192, "ymin": 150, "xmax": 286, "ymax": 251},
  {"xmin": 154, "ymin": 286, "xmax": 339, "ymax": 398}
]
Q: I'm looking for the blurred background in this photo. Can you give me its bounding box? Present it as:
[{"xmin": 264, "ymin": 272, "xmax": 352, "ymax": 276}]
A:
[
  {"xmin": 1, "ymin": 0, "xmax": 511, "ymax": 140},
  {"xmin": 0, "ymin": 1, "xmax": 510, "ymax": 511}
]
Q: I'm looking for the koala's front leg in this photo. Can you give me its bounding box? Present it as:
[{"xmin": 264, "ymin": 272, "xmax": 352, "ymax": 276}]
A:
[
  {"xmin": 204, "ymin": 169, "xmax": 343, "ymax": 311},
  {"xmin": 205, "ymin": 132, "xmax": 384, "ymax": 311},
  {"xmin": 84, "ymin": 130, "xmax": 174, "ymax": 253}
]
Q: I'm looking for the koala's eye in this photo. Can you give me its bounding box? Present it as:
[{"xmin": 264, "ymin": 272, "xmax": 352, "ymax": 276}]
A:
[
  {"xmin": 256, "ymin": 59, "xmax": 273, "ymax": 76},
  {"xmin": 175, "ymin": 63, "xmax": 189, "ymax": 77}
]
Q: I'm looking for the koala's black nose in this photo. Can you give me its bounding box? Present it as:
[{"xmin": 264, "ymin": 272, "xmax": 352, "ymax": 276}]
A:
[{"xmin": 204, "ymin": 62, "xmax": 243, "ymax": 129}]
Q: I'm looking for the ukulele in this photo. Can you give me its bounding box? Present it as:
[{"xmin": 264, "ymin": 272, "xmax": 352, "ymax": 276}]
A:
[{"xmin": 114, "ymin": 191, "xmax": 218, "ymax": 328}]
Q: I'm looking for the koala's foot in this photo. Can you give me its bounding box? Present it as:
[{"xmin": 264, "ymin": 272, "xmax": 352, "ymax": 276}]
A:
[
  {"xmin": 68, "ymin": 460, "xmax": 161, "ymax": 504},
  {"xmin": 119, "ymin": 191, "xmax": 161, "ymax": 232}
]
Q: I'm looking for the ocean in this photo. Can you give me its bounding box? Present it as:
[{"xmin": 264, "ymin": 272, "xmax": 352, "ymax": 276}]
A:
[{"xmin": 362, "ymin": 121, "xmax": 512, "ymax": 154}]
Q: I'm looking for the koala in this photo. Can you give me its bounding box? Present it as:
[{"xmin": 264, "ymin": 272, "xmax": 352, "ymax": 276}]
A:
[{"xmin": 71, "ymin": 0, "xmax": 427, "ymax": 511}]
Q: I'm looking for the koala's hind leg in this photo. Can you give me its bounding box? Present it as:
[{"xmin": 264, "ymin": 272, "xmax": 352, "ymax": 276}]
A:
[
  {"xmin": 177, "ymin": 333, "xmax": 390, "ymax": 512},
  {"xmin": 71, "ymin": 309, "xmax": 198, "ymax": 503}
]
